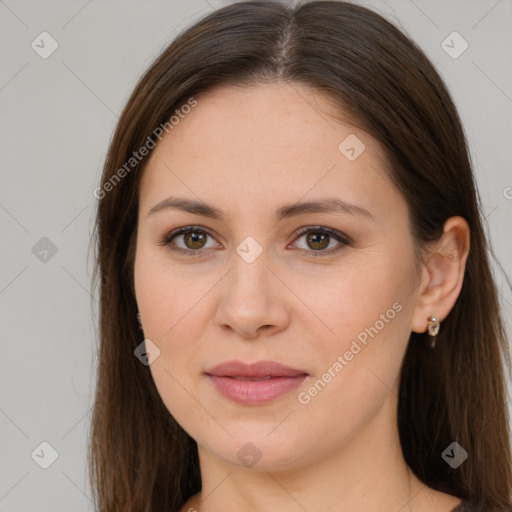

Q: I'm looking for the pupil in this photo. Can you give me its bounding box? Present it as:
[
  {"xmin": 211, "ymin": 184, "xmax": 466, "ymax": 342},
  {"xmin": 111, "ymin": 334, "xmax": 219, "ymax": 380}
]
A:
[
  {"xmin": 308, "ymin": 233, "xmax": 329, "ymax": 250},
  {"xmin": 186, "ymin": 231, "xmax": 205, "ymax": 248}
]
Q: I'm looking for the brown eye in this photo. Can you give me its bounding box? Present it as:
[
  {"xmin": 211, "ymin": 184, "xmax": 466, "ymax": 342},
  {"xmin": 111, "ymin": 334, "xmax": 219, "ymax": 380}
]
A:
[
  {"xmin": 158, "ymin": 225, "xmax": 350, "ymax": 258},
  {"xmin": 305, "ymin": 232, "xmax": 330, "ymax": 251},
  {"xmin": 292, "ymin": 226, "xmax": 350, "ymax": 257},
  {"xmin": 158, "ymin": 226, "xmax": 218, "ymax": 255},
  {"xmin": 183, "ymin": 230, "xmax": 207, "ymax": 249}
]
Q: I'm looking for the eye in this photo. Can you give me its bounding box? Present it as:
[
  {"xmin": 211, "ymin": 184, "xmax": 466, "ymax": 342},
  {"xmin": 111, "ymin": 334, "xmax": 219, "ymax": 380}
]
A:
[
  {"xmin": 157, "ymin": 226, "xmax": 219, "ymax": 256},
  {"xmin": 157, "ymin": 225, "xmax": 351, "ymax": 257},
  {"xmin": 290, "ymin": 226, "xmax": 350, "ymax": 257}
]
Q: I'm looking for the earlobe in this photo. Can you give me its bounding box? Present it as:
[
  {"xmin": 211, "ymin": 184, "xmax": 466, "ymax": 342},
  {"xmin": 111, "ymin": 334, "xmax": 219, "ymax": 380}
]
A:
[{"xmin": 411, "ymin": 216, "xmax": 470, "ymax": 336}]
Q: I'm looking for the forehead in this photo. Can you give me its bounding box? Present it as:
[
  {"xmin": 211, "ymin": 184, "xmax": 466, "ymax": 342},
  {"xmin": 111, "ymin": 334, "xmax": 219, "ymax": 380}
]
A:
[
  {"xmin": 164, "ymin": 81, "xmax": 361, "ymax": 153},
  {"xmin": 139, "ymin": 82, "xmax": 401, "ymax": 223}
]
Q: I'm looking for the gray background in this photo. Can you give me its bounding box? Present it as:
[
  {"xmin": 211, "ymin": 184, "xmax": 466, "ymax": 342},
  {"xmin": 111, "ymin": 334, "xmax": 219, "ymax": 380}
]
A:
[{"xmin": 1, "ymin": 0, "xmax": 511, "ymax": 510}]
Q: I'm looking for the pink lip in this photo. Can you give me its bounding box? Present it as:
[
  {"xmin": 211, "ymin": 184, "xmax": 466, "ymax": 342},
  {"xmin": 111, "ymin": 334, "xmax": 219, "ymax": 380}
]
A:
[{"xmin": 205, "ymin": 360, "xmax": 308, "ymax": 405}]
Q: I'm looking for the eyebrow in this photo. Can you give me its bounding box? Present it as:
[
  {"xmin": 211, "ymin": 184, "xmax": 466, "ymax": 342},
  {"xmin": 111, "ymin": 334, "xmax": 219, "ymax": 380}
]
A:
[{"xmin": 147, "ymin": 196, "xmax": 375, "ymax": 222}]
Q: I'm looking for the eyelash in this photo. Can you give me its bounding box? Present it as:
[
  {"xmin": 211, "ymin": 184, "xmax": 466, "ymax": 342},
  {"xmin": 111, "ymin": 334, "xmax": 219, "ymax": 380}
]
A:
[{"xmin": 157, "ymin": 225, "xmax": 351, "ymax": 258}]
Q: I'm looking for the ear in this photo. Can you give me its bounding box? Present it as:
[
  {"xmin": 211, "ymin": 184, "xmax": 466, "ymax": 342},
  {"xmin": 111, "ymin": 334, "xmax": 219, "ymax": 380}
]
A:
[{"xmin": 411, "ymin": 216, "xmax": 470, "ymax": 334}]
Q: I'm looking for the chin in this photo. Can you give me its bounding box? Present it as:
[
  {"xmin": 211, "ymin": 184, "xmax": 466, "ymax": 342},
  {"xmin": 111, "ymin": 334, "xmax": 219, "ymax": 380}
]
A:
[{"xmin": 196, "ymin": 427, "xmax": 315, "ymax": 472}]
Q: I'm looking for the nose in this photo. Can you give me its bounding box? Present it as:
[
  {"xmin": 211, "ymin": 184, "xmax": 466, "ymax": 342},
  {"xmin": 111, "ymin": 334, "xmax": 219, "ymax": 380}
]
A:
[{"xmin": 214, "ymin": 249, "xmax": 291, "ymax": 340}]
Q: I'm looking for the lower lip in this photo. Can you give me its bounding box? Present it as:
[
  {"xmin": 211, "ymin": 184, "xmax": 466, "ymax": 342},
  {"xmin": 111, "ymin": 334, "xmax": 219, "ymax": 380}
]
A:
[{"xmin": 208, "ymin": 375, "xmax": 307, "ymax": 405}]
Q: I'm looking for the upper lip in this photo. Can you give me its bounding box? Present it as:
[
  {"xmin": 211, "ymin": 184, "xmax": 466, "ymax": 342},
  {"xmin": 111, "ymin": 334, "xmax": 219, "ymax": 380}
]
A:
[{"xmin": 205, "ymin": 360, "xmax": 308, "ymax": 378}]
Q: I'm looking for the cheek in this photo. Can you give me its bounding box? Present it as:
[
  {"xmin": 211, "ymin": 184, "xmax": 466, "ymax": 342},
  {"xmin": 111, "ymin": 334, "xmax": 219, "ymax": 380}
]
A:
[
  {"xmin": 302, "ymin": 253, "xmax": 416, "ymax": 402},
  {"xmin": 295, "ymin": 302, "xmax": 412, "ymax": 457},
  {"xmin": 295, "ymin": 257, "xmax": 410, "ymax": 347},
  {"xmin": 134, "ymin": 243, "xmax": 206, "ymax": 340},
  {"xmin": 134, "ymin": 251, "xmax": 208, "ymax": 435},
  {"xmin": 134, "ymin": 246, "xmax": 210, "ymax": 385}
]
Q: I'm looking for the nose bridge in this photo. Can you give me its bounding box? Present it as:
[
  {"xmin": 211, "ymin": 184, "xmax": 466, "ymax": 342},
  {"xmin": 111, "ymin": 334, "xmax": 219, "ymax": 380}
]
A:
[
  {"xmin": 229, "ymin": 234, "xmax": 272, "ymax": 301},
  {"xmin": 215, "ymin": 234, "xmax": 289, "ymax": 337}
]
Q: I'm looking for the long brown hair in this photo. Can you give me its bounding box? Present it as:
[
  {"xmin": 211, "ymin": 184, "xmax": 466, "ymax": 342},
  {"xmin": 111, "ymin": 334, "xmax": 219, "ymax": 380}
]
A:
[{"xmin": 88, "ymin": 1, "xmax": 512, "ymax": 510}]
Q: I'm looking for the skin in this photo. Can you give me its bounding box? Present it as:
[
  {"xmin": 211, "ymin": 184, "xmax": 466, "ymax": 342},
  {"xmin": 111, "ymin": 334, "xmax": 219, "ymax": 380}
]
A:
[{"xmin": 133, "ymin": 82, "xmax": 470, "ymax": 512}]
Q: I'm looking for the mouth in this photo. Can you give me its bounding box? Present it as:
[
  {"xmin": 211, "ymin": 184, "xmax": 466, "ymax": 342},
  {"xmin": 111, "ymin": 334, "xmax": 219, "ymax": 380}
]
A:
[
  {"xmin": 230, "ymin": 376, "xmax": 273, "ymax": 381},
  {"xmin": 205, "ymin": 360, "xmax": 309, "ymax": 405}
]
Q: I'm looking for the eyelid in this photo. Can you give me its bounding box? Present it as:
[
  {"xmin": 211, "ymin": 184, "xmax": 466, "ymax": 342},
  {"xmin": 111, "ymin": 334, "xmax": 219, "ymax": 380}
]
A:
[
  {"xmin": 289, "ymin": 226, "xmax": 351, "ymax": 256},
  {"xmin": 158, "ymin": 225, "xmax": 351, "ymax": 256},
  {"xmin": 293, "ymin": 225, "xmax": 352, "ymax": 244}
]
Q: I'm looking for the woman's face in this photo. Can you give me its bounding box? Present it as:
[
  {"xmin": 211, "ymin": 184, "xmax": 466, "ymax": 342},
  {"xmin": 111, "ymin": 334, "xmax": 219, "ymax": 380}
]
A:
[{"xmin": 134, "ymin": 82, "xmax": 424, "ymax": 470}]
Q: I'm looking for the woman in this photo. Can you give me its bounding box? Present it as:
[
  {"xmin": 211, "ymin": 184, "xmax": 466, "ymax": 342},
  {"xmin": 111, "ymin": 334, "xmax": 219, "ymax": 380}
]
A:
[{"xmin": 88, "ymin": 1, "xmax": 512, "ymax": 511}]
